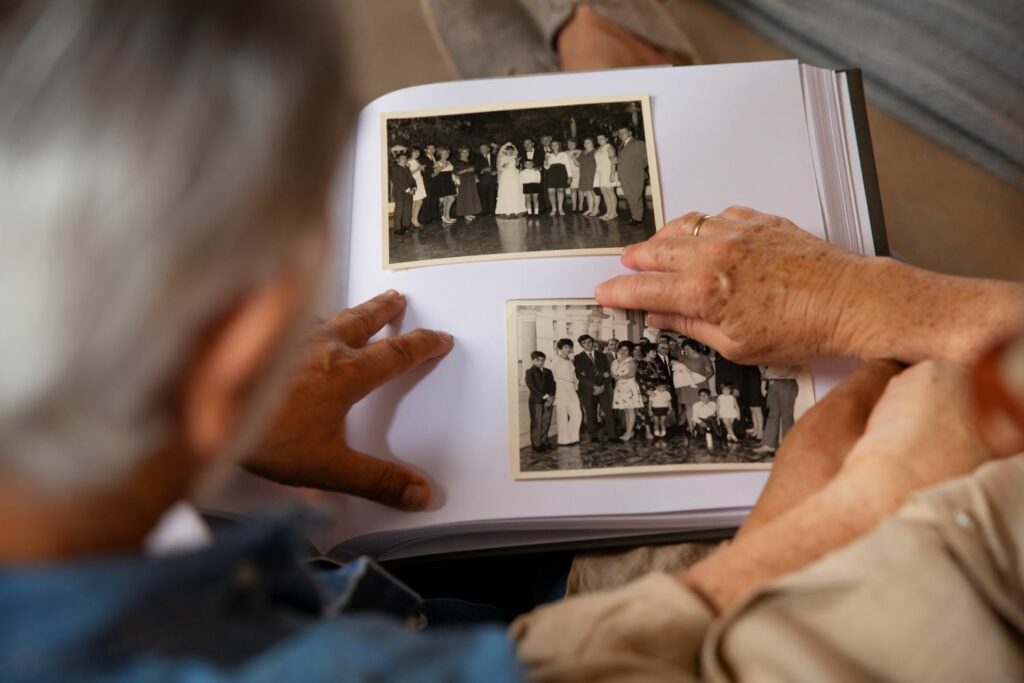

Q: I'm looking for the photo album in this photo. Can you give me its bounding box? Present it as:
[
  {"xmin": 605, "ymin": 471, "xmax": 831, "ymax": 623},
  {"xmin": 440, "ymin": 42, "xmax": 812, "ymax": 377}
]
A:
[{"xmin": 211, "ymin": 60, "xmax": 888, "ymax": 562}]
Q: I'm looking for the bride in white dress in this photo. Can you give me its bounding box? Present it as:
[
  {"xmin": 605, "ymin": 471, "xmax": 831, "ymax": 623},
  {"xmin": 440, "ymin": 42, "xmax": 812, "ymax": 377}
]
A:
[{"xmin": 494, "ymin": 142, "xmax": 526, "ymax": 216}]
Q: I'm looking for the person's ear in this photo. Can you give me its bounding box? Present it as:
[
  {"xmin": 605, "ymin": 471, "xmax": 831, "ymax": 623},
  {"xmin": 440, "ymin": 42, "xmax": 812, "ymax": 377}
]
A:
[{"xmin": 179, "ymin": 274, "xmax": 301, "ymax": 460}]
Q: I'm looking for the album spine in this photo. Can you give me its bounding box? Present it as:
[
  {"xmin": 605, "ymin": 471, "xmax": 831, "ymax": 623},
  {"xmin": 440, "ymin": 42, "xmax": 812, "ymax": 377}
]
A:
[{"xmin": 838, "ymin": 68, "xmax": 889, "ymax": 257}]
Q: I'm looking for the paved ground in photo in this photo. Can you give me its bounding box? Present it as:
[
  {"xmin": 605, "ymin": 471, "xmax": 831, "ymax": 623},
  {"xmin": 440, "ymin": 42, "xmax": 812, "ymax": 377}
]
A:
[
  {"xmin": 519, "ymin": 431, "xmax": 773, "ymax": 473},
  {"xmin": 389, "ymin": 207, "xmax": 656, "ymax": 265}
]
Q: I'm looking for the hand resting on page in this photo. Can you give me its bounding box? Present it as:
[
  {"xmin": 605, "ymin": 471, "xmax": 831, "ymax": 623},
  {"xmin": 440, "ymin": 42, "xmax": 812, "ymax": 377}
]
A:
[
  {"xmin": 244, "ymin": 291, "xmax": 454, "ymax": 511},
  {"xmin": 597, "ymin": 206, "xmax": 1024, "ymax": 365}
]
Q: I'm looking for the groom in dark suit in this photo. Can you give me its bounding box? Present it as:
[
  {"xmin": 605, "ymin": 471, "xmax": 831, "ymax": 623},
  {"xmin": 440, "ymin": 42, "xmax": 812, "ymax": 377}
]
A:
[
  {"xmin": 574, "ymin": 334, "xmax": 617, "ymax": 441},
  {"xmin": 616, "ymin": 126, "xmax": 648, "ymax": 225}
]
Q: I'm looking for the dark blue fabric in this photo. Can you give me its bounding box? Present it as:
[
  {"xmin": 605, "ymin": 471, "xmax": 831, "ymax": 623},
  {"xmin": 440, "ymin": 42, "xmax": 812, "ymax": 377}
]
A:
[{"xmin": 0, "ymin": 517, "xmax": 524, "ymax": 683}]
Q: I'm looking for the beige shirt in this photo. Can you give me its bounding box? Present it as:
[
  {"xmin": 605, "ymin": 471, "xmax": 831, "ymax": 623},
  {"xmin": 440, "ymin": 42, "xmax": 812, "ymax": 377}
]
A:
[{"xmin": 512, "ymin": 455, "xmax": 1024, "ymax": 682}]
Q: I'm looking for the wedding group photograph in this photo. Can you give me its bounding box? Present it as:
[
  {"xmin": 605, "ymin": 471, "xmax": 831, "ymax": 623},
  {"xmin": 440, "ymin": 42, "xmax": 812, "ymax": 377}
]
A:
[
  {"xmin": 507, "ymin": 300, "xmax": 815, "ymax": 479},
  {"xmin": 384, "ymin": 96, "xmax": 662, "ymax": 269}
]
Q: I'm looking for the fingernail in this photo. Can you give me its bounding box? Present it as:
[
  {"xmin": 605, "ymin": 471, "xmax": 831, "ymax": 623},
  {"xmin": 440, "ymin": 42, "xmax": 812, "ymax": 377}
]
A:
[
  {"xmin": 595, "ymin": 282, "xmax": 606, "ymax": 298},
  {"xmin": 437, "ymin": 331, "xmax": 454, "ymax": 345},
  {"xmin": 383, "ymin": 289, "xmax": 402, "ymax": 300},
  {"xmin": 402, "ymin": 483, "xmax": 429, "ymax": 510}
]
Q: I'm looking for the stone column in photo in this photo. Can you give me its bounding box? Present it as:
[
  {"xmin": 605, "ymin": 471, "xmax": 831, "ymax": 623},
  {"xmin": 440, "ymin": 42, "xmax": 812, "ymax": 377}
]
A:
[
  {"xmin": 517, "ymin": 307, "xmax": 540, "ymax": 445},
  {"xmin": 599, "ymin": 306, "xmax": 640, "ymax": 343}
]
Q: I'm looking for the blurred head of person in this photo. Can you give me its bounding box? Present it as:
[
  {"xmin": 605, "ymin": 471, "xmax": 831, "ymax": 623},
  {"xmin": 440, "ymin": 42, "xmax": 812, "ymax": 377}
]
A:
[{"xmin": 0, "ymin": 0, "xmax": 350, "ymax": 558}]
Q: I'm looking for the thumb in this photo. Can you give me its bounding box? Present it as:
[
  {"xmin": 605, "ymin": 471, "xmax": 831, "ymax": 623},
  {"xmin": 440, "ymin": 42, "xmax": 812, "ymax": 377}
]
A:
[{"xmin": 329, "ymin": 448, "xmax": 432, "ymax": 511}]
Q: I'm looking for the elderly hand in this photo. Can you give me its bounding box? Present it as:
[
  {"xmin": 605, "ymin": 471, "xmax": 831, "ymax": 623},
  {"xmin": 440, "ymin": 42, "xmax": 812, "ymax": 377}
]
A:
[
  {"xmin": 597, "ymin": 207, "xmax": 863, "ymax": 364},
  {"xmin": 599, "ymin": 207, "xmax": 1024, "ymax": 365},
  {"xmin": 244, "ymin": 291, "xmax": 453, "ymax": 511}
]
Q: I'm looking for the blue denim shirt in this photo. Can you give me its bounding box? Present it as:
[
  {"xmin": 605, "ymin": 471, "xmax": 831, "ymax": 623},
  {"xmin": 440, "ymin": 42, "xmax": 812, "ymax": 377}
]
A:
[{"xmin": 0, "ymin": 517, "xmax": 524, "ymax": 682}]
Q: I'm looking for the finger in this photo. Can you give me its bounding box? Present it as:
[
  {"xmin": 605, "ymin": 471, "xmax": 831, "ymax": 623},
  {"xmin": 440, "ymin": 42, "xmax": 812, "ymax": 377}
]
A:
[
  {"xmin": 325, "ymin": 290, "xmax": 407, "ymax": 348},
  {"xmin": 596, "ymin": 271, "xmax": 725, "ymax": 320},
  {"xmin": 352, "ymin": 328, "xmax": 455, "ymax": 395},
  {"xmin": 622, "ymin": 236, "xmax": 707, "ymax": 272},
  {"xmin": 650, "ymin": 211, "xmax": 734, "ymax": 242},
  {"xmin": 717, "ymin": 205, "xmax": 762, "ymax": 221},
  {"xmin": 330, "ymin": 448, "xmax": 432, "ymax": 510},
  {"xmin": 644, "ymin": 313, "xmax": 735, "ymax": 355}
]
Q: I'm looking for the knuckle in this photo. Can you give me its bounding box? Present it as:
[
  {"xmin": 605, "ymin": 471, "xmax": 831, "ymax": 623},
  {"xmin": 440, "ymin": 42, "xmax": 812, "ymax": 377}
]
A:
[
  {"xmin": 370, "ymin": 465, "xmax": 402, "ymax": 499},
  {"xmin": 691, "ymin": 271, "xmax": 719, "ymax": 298},
  {"xmin": 386, "ymin": 335, "xmax": 416, "ymax": 367},
  {"xmin": 721, "ymin": 205, "xmax": 753, "ymax": 219},
  {"xmin": 626, "ymin": 276, "xmax": 649, "ymax": 299},
  {"xmin": 705, "ymin": 236, "xmax": 735, "ymax": 261},
  {"xmin": 345, "ymin": 306, "xmax": 377, "ymax": 338}
]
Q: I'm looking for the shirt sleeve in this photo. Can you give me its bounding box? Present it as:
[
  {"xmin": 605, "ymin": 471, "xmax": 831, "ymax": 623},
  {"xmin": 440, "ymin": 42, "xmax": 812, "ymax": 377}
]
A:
[
  {"xmin": 510, "ymin": 572, "xmax": 712, "ymax": 683},
  {"xmin": 515, "ymin": 0, "xmax": 698, "ymax": 61},
  {"xmin": 702, "ymin": 458, "xmax": 1024, "ymax": 682}
]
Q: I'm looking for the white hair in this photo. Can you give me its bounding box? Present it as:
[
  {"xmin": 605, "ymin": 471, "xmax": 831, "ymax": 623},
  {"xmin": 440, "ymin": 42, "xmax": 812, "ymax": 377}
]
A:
[{"xmin": 0, "ymin": 0, "xmax": 349, "ymax": 490}]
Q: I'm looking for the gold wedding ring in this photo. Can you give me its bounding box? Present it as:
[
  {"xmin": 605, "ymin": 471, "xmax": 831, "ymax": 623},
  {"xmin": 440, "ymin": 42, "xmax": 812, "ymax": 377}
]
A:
[{"xmin": 692, "ymin": 214, "xmax": 715, "ymax": 237}]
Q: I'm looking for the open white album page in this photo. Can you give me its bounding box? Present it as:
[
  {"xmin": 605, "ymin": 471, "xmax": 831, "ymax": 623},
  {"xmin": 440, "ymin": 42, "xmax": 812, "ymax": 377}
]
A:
[{"xmin": 310, "ymin": 60, "xmax": 858, "ymax": 546}]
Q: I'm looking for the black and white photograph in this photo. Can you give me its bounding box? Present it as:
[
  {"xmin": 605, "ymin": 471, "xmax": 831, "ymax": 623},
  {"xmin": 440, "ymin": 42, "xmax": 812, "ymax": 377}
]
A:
[
  {"xmin": 383, "ymin": 95, "xmax": 663, "ymax": 269},
  {"xmin": 507, "ymin": 299, "xmax": 816, "ymax": 479}
]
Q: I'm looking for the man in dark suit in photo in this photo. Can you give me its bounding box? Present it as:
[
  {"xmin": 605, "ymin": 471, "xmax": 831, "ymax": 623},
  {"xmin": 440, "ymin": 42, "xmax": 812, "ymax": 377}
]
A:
[
  {"xmin": 525, "ymin": 351, "xmax": 556, "ymax": 451},
  {"xmin": 615, "ymin": 125, "xmax": 648, "ymax": 225},
  {"xmin": 388, "ymin": 152, "xmax": 416, "ymax": 235},
  {"xmin": 473, "ymin": 142, "xmax": 498, "ymax": 215},
  {"xmin": 653, "ymin": 338, "xmax": 678, "ymax": 429},
  {"xmin": 539, "ymin": 134, "xmax": 554, "ymax": 214},
  {"xmin": 574, "ymin": 334, "xmax": 617, "ymax": 441}
]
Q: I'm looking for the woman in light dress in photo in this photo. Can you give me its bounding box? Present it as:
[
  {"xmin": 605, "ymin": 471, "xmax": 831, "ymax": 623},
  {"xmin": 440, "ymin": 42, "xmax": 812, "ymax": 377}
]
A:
[
  {"xmin": 407, "ymin": 148, "xmax": 428, "ymax": 228},
  {"xmin": 594, "ymin": 133, "xmax": 619, "ymax": 221},
  {"xmin": 495, "ymin": 142, "xmax": 526, "ymax": 217},
  {"xmin": 565, "ymin": 139, "xmax": 582, "ymax": 212},
  {"xmin": 552, "ymin": 338, "xmax": 582, "ymax": 446},
  {"xmin": 611, "ymin": 341, "xmax": 643, "ymax": 441}
]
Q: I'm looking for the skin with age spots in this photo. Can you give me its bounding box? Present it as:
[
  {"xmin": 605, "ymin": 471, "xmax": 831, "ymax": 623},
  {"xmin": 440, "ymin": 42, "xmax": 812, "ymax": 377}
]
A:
[{"xmin": 597, "ymin": 206, "xmax": 1023, "ymax": 365}]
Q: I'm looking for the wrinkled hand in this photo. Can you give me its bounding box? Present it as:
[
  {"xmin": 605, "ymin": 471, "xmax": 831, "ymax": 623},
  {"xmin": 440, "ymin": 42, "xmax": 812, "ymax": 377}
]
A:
[
  {"xmin": 596, "ymin": 207, "xmax": 863, "ymax": 364},
  {"xmin": 244, "ymin": 291, "xmax": 453, "ymax": 511},
  {"xmin": 837, "ymin": 360, "xmax": 995, "ymax": 515}
]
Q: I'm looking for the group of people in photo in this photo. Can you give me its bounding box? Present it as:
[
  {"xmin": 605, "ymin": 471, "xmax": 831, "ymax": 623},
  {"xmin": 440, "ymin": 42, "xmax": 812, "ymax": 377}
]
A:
[
  {"xmin": 388, "ymin": 125, "xmax": 649, "ymax": 234},
  {"xmin": 524, "ymin": 332, "xmax": 802, "ymax": 456}
]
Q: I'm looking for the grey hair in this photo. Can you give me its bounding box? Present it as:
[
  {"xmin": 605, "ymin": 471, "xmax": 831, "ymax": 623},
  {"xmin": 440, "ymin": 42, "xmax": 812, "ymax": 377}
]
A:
[{"xmin": 0, "ymin": 0, "xmax": 350, "ymax": 490}]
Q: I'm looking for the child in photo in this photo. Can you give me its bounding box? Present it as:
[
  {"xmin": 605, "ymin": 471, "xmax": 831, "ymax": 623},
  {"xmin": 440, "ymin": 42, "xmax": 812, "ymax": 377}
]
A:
[
  {"xmin": 717, "ymin": 383, "xmax": 740, "ymax": 442},
  {"xmin": 692, "ymin": 388, "xmax": 722, "ymax": 448},
  {"xmin": 520, "ymin": 160, "xmax": 542, "ymax": 215},
  {"xmin": 649, "ymin": 382, "xmax": 672, "ymax": 438},
  {"xmin": 525, "ymin": 351, "xmax": 556, "ymax": 451}
]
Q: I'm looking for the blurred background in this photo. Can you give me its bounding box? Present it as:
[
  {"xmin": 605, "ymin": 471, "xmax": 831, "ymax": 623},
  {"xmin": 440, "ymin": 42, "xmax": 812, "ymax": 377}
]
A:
[{"xmin": 337, "ymin": 0, "xmax": 1024, "ymax": 281}]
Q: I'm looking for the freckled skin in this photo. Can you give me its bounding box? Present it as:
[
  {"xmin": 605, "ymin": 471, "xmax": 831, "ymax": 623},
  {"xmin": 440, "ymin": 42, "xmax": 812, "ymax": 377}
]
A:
[{"xmin": 599, "ymin": 206, "xmax": 1023, "ymax": 365}]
